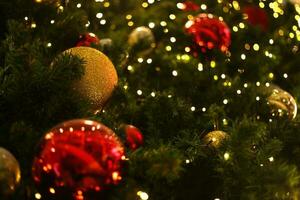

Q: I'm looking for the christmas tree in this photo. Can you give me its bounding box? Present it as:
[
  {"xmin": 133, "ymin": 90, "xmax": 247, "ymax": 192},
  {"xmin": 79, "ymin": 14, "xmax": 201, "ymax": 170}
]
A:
[{"xmin": 1, "ymin": 0, "xmax": 300, "ymax": 199}]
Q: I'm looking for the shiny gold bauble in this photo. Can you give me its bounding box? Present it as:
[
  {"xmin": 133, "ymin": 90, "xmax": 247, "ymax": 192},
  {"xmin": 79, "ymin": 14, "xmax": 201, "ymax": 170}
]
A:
[
  {"xmin": 65, "ymin": 47, "xmax": 118, "ymax": 111},
  {"xmin": 203, "ymin": 130, "xmax": 228, "ymax": 148},
  {"xmin": 0, "ymin": 147, "xmax": 21, "ymax": 196},
  {"xmin": 264, "ymin": 85, "xmax": 297, "ymax": 120}
]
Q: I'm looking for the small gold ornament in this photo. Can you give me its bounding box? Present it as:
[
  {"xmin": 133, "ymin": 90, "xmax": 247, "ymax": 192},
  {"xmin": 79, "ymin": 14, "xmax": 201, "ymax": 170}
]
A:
[
  {"xmin": 0, "ymin": 147, "xmax": 21, "ymax": 196},
  {"xmin": 65, "ymin": 47, "xmax": 118, "ymax": 111},
  {"xmin": 203, "ymin": 130, "xmax": 228, "ymax": 148},
  {"xmin": 128, "ymin": 26, "xmax": 155, "ymax": 51},
  {"xmin": 265, "ymin": 85, "xmax": 297, "ymax": 120}
]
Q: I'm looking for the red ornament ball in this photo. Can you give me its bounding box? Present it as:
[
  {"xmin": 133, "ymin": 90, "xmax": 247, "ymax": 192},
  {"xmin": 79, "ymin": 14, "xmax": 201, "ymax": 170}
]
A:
[
  {"xmin": 243, "ymin": 6, "xmax": 269, "ymax": 31},
  {"xmin": 185, "ymin": 13, "xmax": 231, "ymax": 53},
  {"xmin": 76, "ymin": 33, "xmax": 100, "ymax": 47},
  {"xmin": 124, "ymin": 125, "xmax": 143, "ymax": 151},
  {"xmin": 178, "ymin": 1, "xmax": 200, "ymax": 11},
  {"xmin": 32, "ymin": 119, "xmax": 125, "ymax": 199}
]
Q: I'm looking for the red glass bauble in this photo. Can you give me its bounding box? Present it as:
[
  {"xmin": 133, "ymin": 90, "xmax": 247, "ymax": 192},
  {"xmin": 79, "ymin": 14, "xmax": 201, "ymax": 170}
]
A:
[
  {"xmin": 76, "ymin": 33, "xmax": 100, "ymax": 47},
  {"xmin": 185, "ymin": 13, "xmax": 231, "ymax": 53},
  {"xmin": 179, "ymin": 1, "xmax": 200, "ymax": 11},
  {"xmin": 124, "ymin": 125, "xmax": 143, "ymax": 151},
  {"xmin": 243, "ymin": 6, "xmax": 269, "ymax": 31},
  {"xmin": 32, "ymin": 119, "xmax": 125, "ymax": 199}
]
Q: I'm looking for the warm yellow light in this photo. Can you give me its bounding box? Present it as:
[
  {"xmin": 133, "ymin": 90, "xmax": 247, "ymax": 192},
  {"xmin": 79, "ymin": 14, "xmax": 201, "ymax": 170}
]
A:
[
  {"xmin": 104, "ymin": 2, "xmax": 110, "ymax": 7},
  {"xmin": 35, "ymin": 193, "xmax": 42, "ymax": 199},
  {"xmin": 126, "ymin": 14, "xmax": 132, "ymax": 20},
  {"xmin": 142, "ymin": 2, "xmax": 148, "ymax": 8},
  {"xmin": 253, "ymin": 44, "xmax": 260, "ymax": 51},
  {"xmin": 224, "ymin": 152, "xmax": 230, "ymax": 160},
  {"xmin": 210, "ymin": 61, "xmax": 216, "ymax": 68}
]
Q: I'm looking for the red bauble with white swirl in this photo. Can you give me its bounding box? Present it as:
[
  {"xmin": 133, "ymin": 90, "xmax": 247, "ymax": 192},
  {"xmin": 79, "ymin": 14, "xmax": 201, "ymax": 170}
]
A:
[
  {"xmin": 32, "ymin": 119, "xmax": 125, "ymax": 199},
  {"xmin": 185, "ymin": 13, "xmax": 231, "ymax": 53}
]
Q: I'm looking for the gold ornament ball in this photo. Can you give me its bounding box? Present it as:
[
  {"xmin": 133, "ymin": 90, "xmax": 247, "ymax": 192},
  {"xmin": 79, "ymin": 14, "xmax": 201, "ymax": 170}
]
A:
[
  {"xmin": 0, "ymin": 147, "xmax": 21, "ymax": 196},
  {"xmin": 265, "ymin": 85, "xmax": 297, "ymax": 120},
  {"xmin": 203, "ymin": 131, "xmax": 228, "ymax": 148},
  {"xmin": 290, "ymin": 0, "xmax": 300, "ymax": 5},
  {"xmin": 128, "ymin": 26, "xmax": 155, "ymax": 50},
  {"xmin": 65, "ymin": 47, "xmax": 118, "ymax": 111}
]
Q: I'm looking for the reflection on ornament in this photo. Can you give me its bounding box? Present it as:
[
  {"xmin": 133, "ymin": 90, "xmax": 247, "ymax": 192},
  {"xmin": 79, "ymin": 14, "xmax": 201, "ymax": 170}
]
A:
[
  {"xmin": 128, "ymin": 26, "xmax": 155, "ymax": 51},
  {"xmin": 185, "ymin": 13, "xmax": 231, "ymax": 53},
  {"xmin": 64, "ymin": 47, "xmax": 118, "ymax": 111},
  {"xmin": 76, "ymin": 33, "xmax": 100, "ymax": 47},
  {"xmin": 32, "ymin": 119, "xmax": 125, "ymax": 199},
  {"xmin": 266, "ymin": 86, "xmax": 297, "ymax": 119},
  {"xmin": 124, "ymin": 125, "xmax": 144, "ymax": 150},
  {"xmin": 0, "ymin": 147, "xmax": 21, "ymax": 196},
  {"xmin": 203, "ymin": 131, "xmax": 228, "ymax": 148}
]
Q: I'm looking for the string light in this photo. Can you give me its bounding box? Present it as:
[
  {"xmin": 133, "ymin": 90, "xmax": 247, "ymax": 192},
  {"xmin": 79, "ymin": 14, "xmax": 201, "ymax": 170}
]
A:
[
  {"xmin": 35, "ymin": 193, "xmax": 42, "ymax": 199},
  {"xmin": 198, "ymin": 63, "xmax": 204, "ymax": 71},
  {"xmin": 96, "ymin": 13, "xmax": 103, "ymax": 19},
  {"xmin": 103, "ymin": 2, "xmax": 110, "ymax": 7},
  {"xmin": 253, "ymin": 44, "xmax": 260, "ymax": 51},
  {"xmin": 147, "ymin": 58, "xmax": 152, "ymax": 64},
  {"xmin": 137, "ymin": 191, "xmax": 149, "ymax": 200},
  {"xmin": 172, "ymin": 70, "xmax": 178, "ymax": 76},
  {"xmin": 138, "ymin": 58, "xmax": 144, "ymax": 63},
  {"xmin": 99, "ymin": 19, "xmax": 106, "ymax": 25},
  {"xmin": 169, "ymin": 14, "xmax": 176, "ymax": 20},
  {"xmin": 142, "ymin": 2, "xmax": 149, "ymax": 8},
  {"xmin": 148, "ymin": 22, "xmax": 155, "ymax": 28},
  {"xmin": 241, "ymin": 54, "xmax": 246, "ymax": 60},
  {"xmin": 160, "ymin": 21, "xmax": 167, "ymax": 27},
  {"xmin": 31, "ymin": 22, "xmax": 37, "ymax": 28},
  {"xmin": 224, "ymin": 152, "xmax": 230, "ymax": 160},
  {"xmin": 210, "ymin": 61, "xmax": 216, "ymax": 68},
  {"xmin": 166, "ymin": 46, "xmax": 172, "ymax": 51},
  {"xmin": 200, "ymin": 4, "xmax": 207, "ymax": 10},
  {"xmin": 170, "ymin": 37, "xmax": 176, "ymax": 43},
  {"xmin": 49, "ymin": 187, "xmax": 55, "ymax": 194},
  {"xmin": 137, "ymin": 90, "xmax": 143, "ymax": 95}
]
